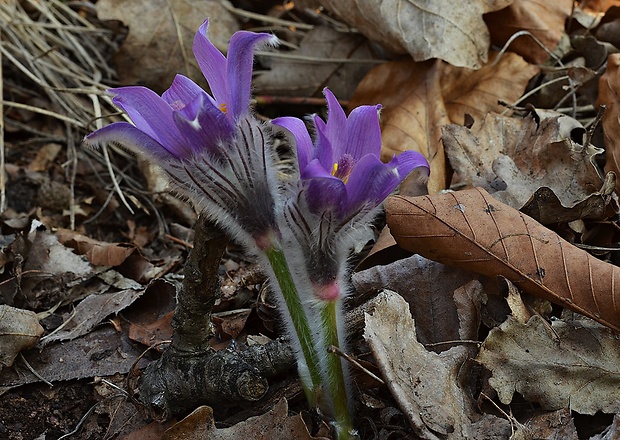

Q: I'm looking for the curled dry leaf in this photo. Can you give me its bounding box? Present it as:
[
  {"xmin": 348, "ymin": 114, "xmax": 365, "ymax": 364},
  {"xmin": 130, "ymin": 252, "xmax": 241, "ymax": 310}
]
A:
[
  {"xmin": 0, "ymin": 305, "xmax": 44, "ymax": 369},
  {"xmin": 57, "ymin": 229, "xmax": 135, "ymax": 267},
  {"xmin": 364, "ymin": 290, "xmax": 511, "ymax": 439},
  {"xmin": 162, "ymin": 398, "xmax": 328, "ymax": 440},
  {"xmin": 386, "ymin": 188, "xmax": 620, "ymax": 331},
  {"xmin": 350, "ymin": 52, "xmax": 538, "ymax": 193},
  {"xmin": 318, "ymin": 0, "xmax": 512, "ymax": 69},
  {"xmin": 477, "ymin": 315, "xmax": 620, "ymax": 414},
  {"xmin": 485, "ymin": 0, "xmax": 573, "ymax": 64},
  {"xmin": 96, "ymin": 0, "xmax": 238, "ymax": 92},
  {"xmin": 598, "ymin": 52, "xmax": 620, "ymax": 195},
  {"xmin": 442, "ymin": 113, "xmax": 608, "ymax": 219},
  {"xmin": 42, "ymin": 287, "xmax": 144, "ymax": 345}
]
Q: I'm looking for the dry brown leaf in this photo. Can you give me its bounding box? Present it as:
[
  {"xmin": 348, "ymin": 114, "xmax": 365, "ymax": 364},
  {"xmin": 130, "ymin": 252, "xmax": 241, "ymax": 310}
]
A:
[
  {"xmin": 319, "ymin": 0, "xmax": 512, "ymax": 69},
  {"xmin": 253, "ymin": 25, "xmax": 376, "ymax": 100},
  {"xmin": 26, "ymin": 143, "xmax": 62, "ymax": 172},
  {"xmin": 477, "ymin": 315, "xmax": 620, "ymax": 414},
  {"xmin": 128, "ymin": 311, "xmax": 174, "ymax": 349},
  {"xmin": 162, "ymin": 398, "xmax": 328, "ymax": 440},
  {"xmin": 352, "ymin": 60, "xmax": 449, "ymax": 193},
  {"xmin": 520, "ymin": 408, "xmax": 578, "ymax": 440},
  {"xmin": 442, "ymin": 113, "xmax": 607, "ymax": 217},
  {"xmin": 440, "ymin": 52, "xmax": 540, "ymax": 124},
  {"xmin": 485, "ymin": 0, "xmax": 573, "ymax": 64},
  {"xmin": 584, "ymin": 0, "xmax": 620, "ymax": 12},
  {"xmin": 520, "ymin": 182, "xmax": 616, "ymax": 225},
  {"xmin": 353, "ymin": 254, "xmax": 479, "ymax": 346},
  {"xmin": 96, "ymin": 0, "xmax": 238, "ymax": 92},
  {"xmin": 363, "ymin": 290, "xmax": 511, "ymax": 439},
  {"xmin": 386, "ymin": 188, "xmax": 620, "ymax": 331},
  {"xmin": 57, "ymin": 229, "xmax": 135, "ymax": 267},
  {"xmin": 597, "ymin": 53, "xmax": 620, "ymax": 195},
  {"xmin": 350, "ymin": 53, "xmax": 538, "ymax": 193},
  {"xmin": 42, "ymin": 287, "xmax": 144, "ymax": 344},
  {"xmin": 0, "ymin": 325, "xmax": 151, "ymax": 391},
  {"xmin": 0, "ymin": 305, "xmax": 44, "ymax": 369}
]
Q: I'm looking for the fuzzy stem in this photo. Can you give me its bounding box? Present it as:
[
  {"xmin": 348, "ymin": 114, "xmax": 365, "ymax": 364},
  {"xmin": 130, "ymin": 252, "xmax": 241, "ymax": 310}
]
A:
[
  {"xmin": 321, "ymin": 300, "xmax": 354, "ymax": 439},
  {"xmin": 263, "ymin": 245, "xmax": 322, "ymax": 399}
]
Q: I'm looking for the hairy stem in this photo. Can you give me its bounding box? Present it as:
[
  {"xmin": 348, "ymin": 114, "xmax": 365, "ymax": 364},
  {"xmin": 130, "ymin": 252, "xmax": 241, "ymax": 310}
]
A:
[
  {"xmin": 321, "ymin": 300, "xmax": 353, "ymax": 440},
  {"xmin": 263, "ymin": 245, "xmax": 322, "ymax": 400}
]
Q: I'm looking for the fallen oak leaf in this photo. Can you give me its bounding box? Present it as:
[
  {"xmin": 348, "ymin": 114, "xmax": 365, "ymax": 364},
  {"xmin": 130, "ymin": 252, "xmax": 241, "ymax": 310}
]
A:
[
  {"xmin": 386, "ymin": 188, "xmax": 620, "ymax": 331},
  {"xmin": 477, "ymin": 314, "xmax": 620, "ymax": 414},
  {"xmin": 441, "ymin": 113, "xmax": 606, "ymax": 215}
]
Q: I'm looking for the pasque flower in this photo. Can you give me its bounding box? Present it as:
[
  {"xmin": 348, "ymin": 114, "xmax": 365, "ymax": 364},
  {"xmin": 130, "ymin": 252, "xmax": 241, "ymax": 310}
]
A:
[
  {"xmin": 85, "ymin": 18, "xmax": 429, "ymax": 439},
  {"xmin": 273, "ymin": 89, "xmax": 428, "ymax": 224},
  {"xmin": 270, "ymin": 90, "xmax": 429, "ymax": 439},
  {"xmin": 273, "ymin": 89, "xmax": 429, "ymax": 299},
  {"xmin": 84, "ymin": 20, "xmax": 280, "ymax": 252}
]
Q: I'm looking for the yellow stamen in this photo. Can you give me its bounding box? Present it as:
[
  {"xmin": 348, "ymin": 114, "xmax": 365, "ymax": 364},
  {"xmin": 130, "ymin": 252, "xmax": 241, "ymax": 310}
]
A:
[
  {"xmin": 219, "ymin": 103, "xmax": 227, "ymax": 113},
  {"xmin": 331, "ymin": 162, "xmax": 338, "ymax": 176}
]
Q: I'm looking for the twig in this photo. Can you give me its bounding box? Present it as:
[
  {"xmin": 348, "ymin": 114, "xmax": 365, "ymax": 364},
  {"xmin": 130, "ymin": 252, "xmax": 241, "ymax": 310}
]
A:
[
  {"xmin": 0, "ymin": 33, "xmax": 5, "ymax": 213},
  {"xmin": 57, "ymin": 394, "xmax": 126, "ymax": 439},
  {"xmin": 490, "ymin": 30, "xmax": 564, "ymax": 68},
  {"xmin": 3, "ymin": 100, "xmax": 85, "ymax": 126},
  {"xmin": 329, "ymin": 345, "xmax": 385, "ymax": 385},
  {"xmin": 501, "ymin": 75, "xmax": 570, "ymax": 115},
  {"xmin": 254, "ymin": 51, "xmax": 384, "ymax": 64},
  {"xmin": 18, "ymin": 353, "xmax": 53, "ymax": 387},
  {"xmin": 219, "ymin": 0, "xmax": 314, "ymax": 30}
]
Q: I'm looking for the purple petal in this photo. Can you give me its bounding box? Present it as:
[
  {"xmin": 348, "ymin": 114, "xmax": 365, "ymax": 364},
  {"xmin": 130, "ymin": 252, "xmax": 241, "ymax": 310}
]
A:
[
  {"xmin": 109, "ymin": 86, "xmax": 192, "ymax": 157},
  {"xmin": 344, "ymin": 104, "xmax": 382, "ymax": 160},
  {"xmin": 304, "ymin": 176, "xmax": 347, "ymax": 215},
  {"xmin": 162, "ymin": 75, "xmax": 210, "ymax": 117},
  {"xmin": 83, "ymin": 122, "xmax": 176, "ymax": 160},
  {"xmin": 344, "ymin": 154, "xmax": 409, "ymax": 213},
  {"xmin": 322, "ymin": 88, "xmax": 347, "ymax": 156},
  {"xmin": 302, "ymin": 158, "xmax": 333, "ymax": 179},
  {"xmin": 313, "ymin": 115, "xmax": 335, "ymax": 172},
  {"xmin": 227, "ymin": 30, "xmax": 278, "ymax": 118},
  {"xmin": 193, "ymin": 20, "xmax": 228, "ymax": 106},
  {"xmin": 271, "ymin": 116, "xmax": 313, "ymax": 171},
  {"xmin": 388, "ymin": 150, "xmax": 430, "ymax": 179},
  {"xmin": 172, "ymin": 93, "xmax": 235, "ymax": 155}
]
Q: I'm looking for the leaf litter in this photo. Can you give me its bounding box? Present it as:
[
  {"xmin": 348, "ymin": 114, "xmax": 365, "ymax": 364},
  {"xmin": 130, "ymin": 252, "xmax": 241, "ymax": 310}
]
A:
[{"xmin": 3, "ymin": 0, "xmax": 620, "ymax": 439}]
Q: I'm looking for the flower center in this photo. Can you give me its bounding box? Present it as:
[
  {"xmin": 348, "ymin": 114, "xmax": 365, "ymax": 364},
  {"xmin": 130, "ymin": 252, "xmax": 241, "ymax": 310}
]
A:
[
  {"xmin": 219, "ymin": 102, "xmax": 227, "ymax": 113},
  {"xmin": 331, "ymin": 154, "xmax": 354, "ymax": 183}
]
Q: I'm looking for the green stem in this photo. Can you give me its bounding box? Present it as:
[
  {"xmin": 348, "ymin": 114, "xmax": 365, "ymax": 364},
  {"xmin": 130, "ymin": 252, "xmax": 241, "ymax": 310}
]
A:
[
  {"xmin": 321, "ymin": 300, "xmax": 353, "ymax": 439},
  {"xmin": 264, "ymin": 246, "xmax": 322, "ymax": 398}
]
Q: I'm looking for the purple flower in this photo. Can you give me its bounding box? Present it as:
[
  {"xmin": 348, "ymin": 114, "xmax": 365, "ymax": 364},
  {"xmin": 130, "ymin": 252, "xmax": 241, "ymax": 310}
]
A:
[
  {"xmin": 272, "ymin": 89, "xmax": 429, "ymax": 222},
  {"xmin": 273, "ymin": 89, "xmax": 429, "ymax": 302},
  {"xmin": 84, "ymin": 19, "xmax": 277, "ymax": 160},
  {"xmin": 83, "ymin": 20, "xmax": 281, "ymax": 252}
]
